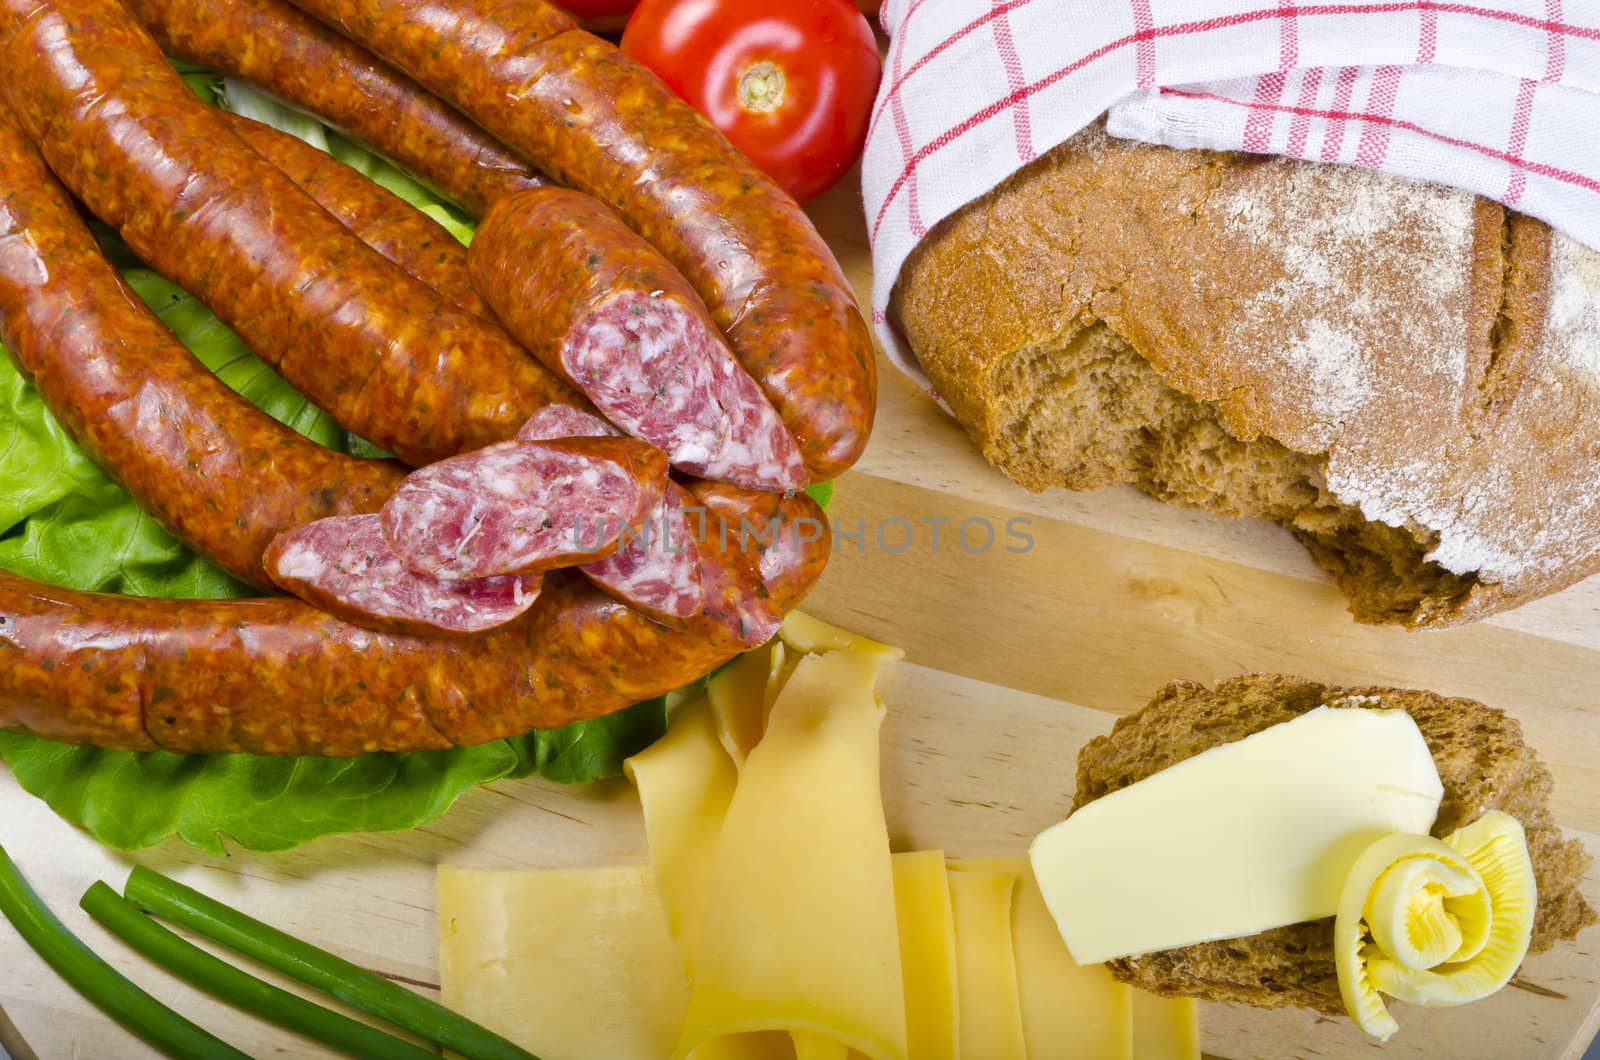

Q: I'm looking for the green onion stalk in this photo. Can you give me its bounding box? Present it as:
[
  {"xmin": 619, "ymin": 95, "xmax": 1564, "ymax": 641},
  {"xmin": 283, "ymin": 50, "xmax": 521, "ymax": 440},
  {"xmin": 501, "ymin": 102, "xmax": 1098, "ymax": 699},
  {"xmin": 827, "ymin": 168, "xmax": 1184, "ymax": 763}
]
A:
[
  {"xmin": 0, "ymin": 845, "xmax": 246, "ymax": 1060},
  {"xmin": 81, "ymin": 882, "xmax": 437, "ymax": 1060},
  {"xmin": 124, "ymin": 865, "xmax": 536, "ymax": 1060}
]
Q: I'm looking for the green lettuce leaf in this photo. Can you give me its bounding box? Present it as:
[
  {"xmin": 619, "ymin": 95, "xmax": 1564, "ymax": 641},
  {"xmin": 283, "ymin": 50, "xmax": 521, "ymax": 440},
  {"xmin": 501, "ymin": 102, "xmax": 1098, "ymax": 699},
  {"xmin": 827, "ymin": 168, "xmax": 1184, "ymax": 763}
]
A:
[
  {"xmin": 505, "ymin": 697, "xmax": 671, "ymax": 784},
  {"xmin": 0, "ymin": 84, "xmax": 672, "ymax": 854},
  {"xmin": 803, "ymin": 480, "xmax": 835, "ymax": 509},
  {"xmin": 0, "ymin": 737, "xmax": 509, "ymax": 856},
  {"xmin": 0, "ymin": 696, "xmax": 665, "ymax": 855}
]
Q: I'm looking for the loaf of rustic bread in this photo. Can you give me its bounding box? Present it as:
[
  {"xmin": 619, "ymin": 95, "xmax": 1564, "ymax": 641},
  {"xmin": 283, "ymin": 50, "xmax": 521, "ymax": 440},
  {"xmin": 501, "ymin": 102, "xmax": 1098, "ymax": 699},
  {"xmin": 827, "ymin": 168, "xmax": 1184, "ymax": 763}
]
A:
[
  {"xmin": 891, "ymin": 124, "xmax": 1600, "ymax": 627},
  {"xmin": 1073, "ymin": 673, "xmax": 1595, "ymax": 1014}
]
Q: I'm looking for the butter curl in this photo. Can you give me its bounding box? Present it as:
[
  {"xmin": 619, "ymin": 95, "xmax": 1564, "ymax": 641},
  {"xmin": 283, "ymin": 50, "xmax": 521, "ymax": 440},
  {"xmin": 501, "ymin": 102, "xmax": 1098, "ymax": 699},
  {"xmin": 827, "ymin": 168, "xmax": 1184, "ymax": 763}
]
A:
[{"xmin": 1334, "ymin": 811, "xmax": 1536, "ymax": 1041}]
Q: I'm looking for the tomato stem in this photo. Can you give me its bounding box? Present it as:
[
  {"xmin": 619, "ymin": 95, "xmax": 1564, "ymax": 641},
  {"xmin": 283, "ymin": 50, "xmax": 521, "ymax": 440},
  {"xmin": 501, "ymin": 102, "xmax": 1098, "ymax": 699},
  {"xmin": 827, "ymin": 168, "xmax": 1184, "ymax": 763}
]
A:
[{"xmin": 737, "ymin": 61, "xmax": 786, "ymax": 113}]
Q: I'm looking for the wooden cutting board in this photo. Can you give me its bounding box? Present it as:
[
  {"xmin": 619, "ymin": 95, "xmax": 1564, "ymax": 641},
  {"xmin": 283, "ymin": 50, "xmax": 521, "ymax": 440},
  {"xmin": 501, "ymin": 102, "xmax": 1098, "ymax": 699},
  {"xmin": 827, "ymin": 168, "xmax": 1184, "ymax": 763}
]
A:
[{"xmin": 2, "ymin": 172, "xmax": 1599, "ymax": 1060}]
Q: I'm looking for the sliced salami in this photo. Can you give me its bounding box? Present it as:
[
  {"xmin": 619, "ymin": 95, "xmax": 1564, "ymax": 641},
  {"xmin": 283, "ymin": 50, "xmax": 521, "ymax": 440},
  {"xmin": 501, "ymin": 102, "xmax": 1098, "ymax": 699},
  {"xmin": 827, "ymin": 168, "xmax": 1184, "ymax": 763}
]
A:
[
  {"xmin": 579, "ymin": 483, "xmax": 704, "ymax": 629},
  {"xmin": 471, "ymin": 188, "xmax": 809, "ymax": 494},
  {"xmin": 685, "ymin": 481, "xmax": 814, "ymax": 648},
  {"xmin": 382, "ymin": 436, "xmax": 669, "ymax": 580},
  {"xmin": 264, "ymin": 514, "xmax": 539, "ymax": 636},
  {"xmin": 693, "ymin": 534, "xmax": 783, "ymax": 649},
  {"xmin": 517, "ymin": 401, "xmax": 706, "ymax": 627},
  {"xmin": 516, "ymin": 403, "xmax": 619, "ymax": 443}
]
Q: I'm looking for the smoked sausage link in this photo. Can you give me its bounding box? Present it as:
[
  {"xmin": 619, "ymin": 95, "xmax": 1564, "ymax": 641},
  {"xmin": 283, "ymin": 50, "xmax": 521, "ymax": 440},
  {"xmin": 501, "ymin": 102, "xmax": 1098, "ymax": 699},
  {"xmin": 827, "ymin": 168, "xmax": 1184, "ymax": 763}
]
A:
[
  {"xmin": 124, "ymin": 0, "xmax": 543, "ymax": 216},
  {"xmin": 472, "ymin": 187, "xmax": 808, "ymax": 494},
  {"xmin": 0, "ymin": 490, "xmax": 830, "ymax": 755},
  {"xmin": 0, "ymin": 103, "xmax": 404, "ymax": 590},
  {"xmin": 687, "ymin": 481, "xmax": 830, "ymax": 648},
  {"xmin": 225, "ymin": 112, "xmax": 490, "ymax": 318},
  {"xmin": 284, "ymin": 0, "xmax": 877, "ymax": 481},
  {"xmin": 0, "ymin": 0, "xmax": 576, "ymax": 468}
]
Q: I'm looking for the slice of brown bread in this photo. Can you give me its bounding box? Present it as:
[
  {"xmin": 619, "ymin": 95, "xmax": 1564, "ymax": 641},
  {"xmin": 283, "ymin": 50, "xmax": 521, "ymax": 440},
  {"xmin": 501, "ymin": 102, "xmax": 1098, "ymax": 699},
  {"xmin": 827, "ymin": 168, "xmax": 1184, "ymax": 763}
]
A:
[
  {"xmin": 1072, "ymin": 673, "xmax": 1596, "ymax": 1013},
  {"xmin": 890, "ymin": 123, "xmax": 1600, "ymax": 628}
]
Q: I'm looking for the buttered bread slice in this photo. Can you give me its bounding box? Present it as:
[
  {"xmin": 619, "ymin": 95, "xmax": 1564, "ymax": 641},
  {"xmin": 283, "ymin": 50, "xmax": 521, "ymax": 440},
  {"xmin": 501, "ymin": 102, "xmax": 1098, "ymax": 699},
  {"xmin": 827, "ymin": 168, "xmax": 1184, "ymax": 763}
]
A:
[{"xmin": 1068, "ymin": 673, "xmax": 1594, "ymax": 1014}]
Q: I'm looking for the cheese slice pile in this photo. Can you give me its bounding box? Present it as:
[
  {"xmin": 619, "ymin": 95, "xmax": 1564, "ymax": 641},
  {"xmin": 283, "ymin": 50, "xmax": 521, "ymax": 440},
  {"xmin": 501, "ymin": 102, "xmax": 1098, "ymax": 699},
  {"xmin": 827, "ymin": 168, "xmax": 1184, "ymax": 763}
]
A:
[{"xmin": 439, "ymin": 614, "xmax": 1199, "ymax": 1058}]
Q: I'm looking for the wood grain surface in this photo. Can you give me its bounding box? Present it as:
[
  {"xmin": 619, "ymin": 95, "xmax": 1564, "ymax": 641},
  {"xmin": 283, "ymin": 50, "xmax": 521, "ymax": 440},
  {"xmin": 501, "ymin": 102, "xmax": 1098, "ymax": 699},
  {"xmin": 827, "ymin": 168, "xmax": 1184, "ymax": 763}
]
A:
[{"xmin": 1, "ymin": 171, "xmax": 1597, "ymax": 1059}]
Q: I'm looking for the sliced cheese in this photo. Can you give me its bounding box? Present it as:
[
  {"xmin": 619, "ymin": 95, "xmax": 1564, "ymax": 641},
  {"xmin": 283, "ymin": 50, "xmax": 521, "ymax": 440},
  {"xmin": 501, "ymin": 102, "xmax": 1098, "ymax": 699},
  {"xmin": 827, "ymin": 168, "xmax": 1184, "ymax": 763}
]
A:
[
  {"xmin": 946, "ymin": 866, "xmax": 1026, "ymax": 1060},
  {"xmin": 1030, "ymin": 706, "xmax": 1444, "ymax": 963},
  {"xmin": 764, "ymin": 641, "xmax": 791, "ymax": 713},
  {"xmin": 956, "ymin": 857, "xmax": 1131, "ymax": 1059},
  {"xmin": 713, "ymin": 613, "xmax": 901, "ymax": 767},
  {"xmin": 891, "ymin": 852, "xmax": 960, "ymax": 1060},
  {"xmin": 1131, "ymin": 992, "xmax": 1200, "ymax": 1060},
  {"xmin": 624, "ymin": 694, "xmax": 737, "ymax": 976},
  {"xmin": 437, "ymin": 863, "xmax": 688, "ymax": 1060},
  {"xmin": 620, "ymin": 698, "xmax": 802, "ymax": 1060},
  {"xmin": 676, "ymin": 651, "xmax": 908, "ymax": 1060},
  {"xmin": 707, "ymin": 640, "xmax": 784, "ymax": 765},
  {"xmin": 691, "ymin": 1033, "xmax": 796, "ymax": 1060},
  {"xmin": 792, "ymin": 1034, "xmax": 849, "ymax": 1060},
  {"xmin": 778, "ymin": 611, "xmax": 902, "ymax": 661}
]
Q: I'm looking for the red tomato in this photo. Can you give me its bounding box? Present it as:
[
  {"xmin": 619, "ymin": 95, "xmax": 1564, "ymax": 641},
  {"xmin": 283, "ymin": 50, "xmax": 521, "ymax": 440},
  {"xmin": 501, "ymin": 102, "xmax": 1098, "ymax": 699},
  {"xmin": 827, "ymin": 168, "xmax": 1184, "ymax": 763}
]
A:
[
  {"xmin": 557, "ymin": 0, "xmax": 638, "ymax": 32},
  {"xmin": 621, "ymin": 0, "xmax": 882, "ymax": 202}
]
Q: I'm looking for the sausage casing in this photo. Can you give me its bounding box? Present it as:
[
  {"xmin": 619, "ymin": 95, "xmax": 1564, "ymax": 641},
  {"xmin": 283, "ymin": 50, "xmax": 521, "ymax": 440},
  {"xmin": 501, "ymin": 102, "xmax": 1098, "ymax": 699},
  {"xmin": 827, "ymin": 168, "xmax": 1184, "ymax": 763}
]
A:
[
  {"xmin": 0, "ymin": 103, "xmax": 404, "ymax": 590},
  {"xmin": 125, "ymin": 0, "xmax": 543, "ymax": 215},
  {"xmin": 0, "ymin": 489, "xmax": 830, "ymax": 755},
  {"xmin": 0, "ymin": 0, "xmax": 576, "ymax": 467},
  {"xmin": 283, "ymin": 0, "xmax": 877, "ymax": 480},
  {"xmin": 225, "ymin": 112, "xmax": 489, "ymax": 318}
]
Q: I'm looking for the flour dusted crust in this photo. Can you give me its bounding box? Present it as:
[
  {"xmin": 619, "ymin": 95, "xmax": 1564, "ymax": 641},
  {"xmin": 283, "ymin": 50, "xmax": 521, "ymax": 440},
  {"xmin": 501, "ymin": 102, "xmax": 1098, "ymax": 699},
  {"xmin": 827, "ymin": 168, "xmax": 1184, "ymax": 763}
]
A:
[{"xmin": 891, "ymin": 124, "xmax": 1600, "ymax": 627}]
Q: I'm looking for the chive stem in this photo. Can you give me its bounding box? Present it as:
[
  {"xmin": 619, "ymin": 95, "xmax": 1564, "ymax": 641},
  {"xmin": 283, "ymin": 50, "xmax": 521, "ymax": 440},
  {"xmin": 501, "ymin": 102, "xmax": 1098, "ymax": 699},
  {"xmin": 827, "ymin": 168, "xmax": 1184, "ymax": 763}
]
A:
[
  {"xmin": 0, "ymin": 846, "xmax": 247, "ymax": 1060},
  {"xmin": 81, "ymin": 882, "xmax": 437, "ymax": 1060},
  {"xmin": 0, "ymin": 1001, "xmax": 39, "ymax": 1060},
  {"xmin": 123, "ymin": 865, "xmax": 535, "ymax": 1060}
]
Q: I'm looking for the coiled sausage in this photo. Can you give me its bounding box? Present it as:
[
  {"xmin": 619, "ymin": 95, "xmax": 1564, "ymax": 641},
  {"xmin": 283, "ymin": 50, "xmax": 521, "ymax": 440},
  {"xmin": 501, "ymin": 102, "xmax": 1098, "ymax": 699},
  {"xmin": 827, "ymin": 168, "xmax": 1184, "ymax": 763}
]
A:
[
  {"xmin": 126, "ymin": 0, "xmax": 542, "ymax": 215},
  {"xmin": 0, "ymin": 103, "xmax": 403, "ymax": 590},
  {"xmin": 0, "ymin": 0, "xmax": 575, "ymax": 467},
  {"xmin": 0, "ymin": 488, "xmax": 830, "ymax": 755},
  {"xmin": 284, "ymin": 0, "xmax": 877, "ymax": 480}
]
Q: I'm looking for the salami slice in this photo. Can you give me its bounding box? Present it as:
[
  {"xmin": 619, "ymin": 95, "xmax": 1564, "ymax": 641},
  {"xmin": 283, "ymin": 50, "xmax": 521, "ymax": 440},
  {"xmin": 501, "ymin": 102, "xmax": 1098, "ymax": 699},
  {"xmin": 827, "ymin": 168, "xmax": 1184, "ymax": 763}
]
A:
[
  {"xmin": 471, "ymin": 188, "xmax": 808, "ymax": 494},
  {"xmin": 686, "ymin": 482, "xmax": 804, "ymax": 648},
  {"xmin": 693, "ymin": 532, "xmax": 783, "ymax": 649},
  {"xmin": 579, "ymin": 483, "xmax": 704, "ymax": 629},
  {"xmin": 517, "ymin": 402, "xmax": 705, "ymax": 626},
  {"xmin": 382, "ymin": 436, "xmax": 669, "ymax": 580},
  {"xmin": 516, "ymin": 403, "xmax": 619, "ymax": 443},
  {"xmin": 518, "ymin": 405, "xmax": 707, "ymax": 624},
  {"xmin": 264, "ymin": 514, "xmax": 539, "ymax": 636}
]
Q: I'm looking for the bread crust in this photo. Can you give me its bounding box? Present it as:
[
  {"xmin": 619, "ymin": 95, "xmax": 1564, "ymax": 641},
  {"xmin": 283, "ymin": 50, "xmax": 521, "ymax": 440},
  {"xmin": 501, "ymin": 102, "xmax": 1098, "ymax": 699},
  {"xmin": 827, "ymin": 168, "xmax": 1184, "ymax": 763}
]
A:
[
  {"xmin": 1072, "ymin": 673, "xmax": 1596, "ymax": 1014},
  {"xmin": 892, "ymin": 125, "xmax": 1600, "ymax": 627}
]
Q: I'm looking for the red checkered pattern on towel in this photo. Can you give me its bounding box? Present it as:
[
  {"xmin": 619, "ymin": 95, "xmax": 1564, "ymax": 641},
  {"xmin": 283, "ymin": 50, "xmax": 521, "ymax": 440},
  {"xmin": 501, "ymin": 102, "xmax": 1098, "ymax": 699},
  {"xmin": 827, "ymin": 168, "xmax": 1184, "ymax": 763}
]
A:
[{"xmin": 862, "ymin": 0, "xmax": 1600, "ymax": 397}]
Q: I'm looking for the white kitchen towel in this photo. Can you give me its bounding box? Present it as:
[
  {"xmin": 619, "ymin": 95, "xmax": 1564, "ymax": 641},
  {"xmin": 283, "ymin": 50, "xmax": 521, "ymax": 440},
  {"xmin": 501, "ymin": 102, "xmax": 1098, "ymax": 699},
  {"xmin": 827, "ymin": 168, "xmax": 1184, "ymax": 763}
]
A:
[{"xmin": 861, "ymin": 0, "xmax": 1600, "ymax": 398}]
